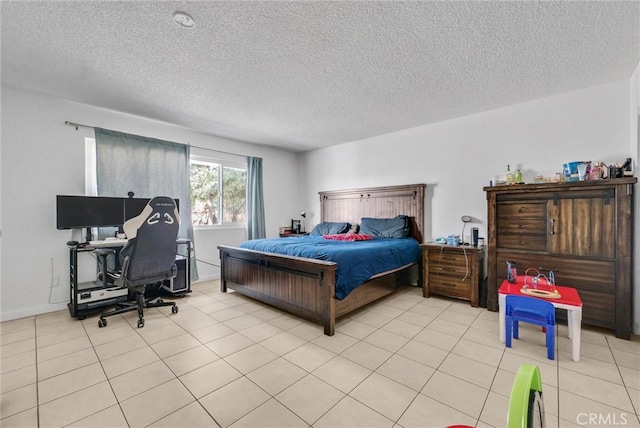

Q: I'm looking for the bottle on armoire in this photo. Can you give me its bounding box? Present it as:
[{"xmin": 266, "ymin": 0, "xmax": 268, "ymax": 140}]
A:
[{"xmin": 506, "ymin": 165, "xmax": 514, "ymax": 184}]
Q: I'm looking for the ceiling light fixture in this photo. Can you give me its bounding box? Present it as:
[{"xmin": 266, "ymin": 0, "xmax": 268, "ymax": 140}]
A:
[{"xmin": 174, "ymin": 12, "xmax": 195, "ymax": 28}]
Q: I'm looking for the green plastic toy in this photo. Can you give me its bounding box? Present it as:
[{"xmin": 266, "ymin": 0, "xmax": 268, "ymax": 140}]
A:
[{"xmin": 507, "ymin": 364, "xmax": 545, "ymax": 428}]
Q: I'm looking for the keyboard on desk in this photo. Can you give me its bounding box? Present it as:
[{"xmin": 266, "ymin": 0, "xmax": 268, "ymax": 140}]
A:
[{"xmin": 89, "ymin": 238, "xmax": 128, "ymax": 248}]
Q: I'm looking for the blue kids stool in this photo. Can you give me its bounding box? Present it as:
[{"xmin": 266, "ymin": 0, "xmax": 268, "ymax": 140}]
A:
[{"xmin": 505, "ymin": 295, "xmax": 556, "ymax": 360}]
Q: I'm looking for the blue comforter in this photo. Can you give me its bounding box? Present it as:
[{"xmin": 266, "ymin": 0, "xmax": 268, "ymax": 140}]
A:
[{"xmin": 239, "ymin": 235, "xmax": 421, "ymax": 299}]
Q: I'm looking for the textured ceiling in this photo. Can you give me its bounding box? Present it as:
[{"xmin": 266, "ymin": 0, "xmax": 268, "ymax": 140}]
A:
[{"xmin": 2, "ymin": 1, "xmax": 639, "ymax": 152}]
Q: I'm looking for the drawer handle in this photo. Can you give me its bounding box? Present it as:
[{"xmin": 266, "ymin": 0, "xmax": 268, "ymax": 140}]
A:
[
  {"xmin": 550, "ymin": 219, "xmax": 555, "ymax": 235},
  {"xmin": 519, "ymin": 240, "xmax": 525, "ymax": 245},
  {"xmin": 538, "ymin": 267, "xmax": 560, "ymax": 272},
  {"xmin": 518, "ymin": 224, "xmax": 524, "ymax": 228},
  {"xmin": 519, "ymin": 207, "xmax": 526, "ymax": 212}
]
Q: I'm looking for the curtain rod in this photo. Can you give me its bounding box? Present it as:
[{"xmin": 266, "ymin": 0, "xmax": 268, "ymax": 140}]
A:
[
  {"xmin": 64, "ymin": 120, "xmax": 248, "ymax": 158},
  {"xmin": 65, "ymin": 120, "xmax": 92, "ymax": 130}
]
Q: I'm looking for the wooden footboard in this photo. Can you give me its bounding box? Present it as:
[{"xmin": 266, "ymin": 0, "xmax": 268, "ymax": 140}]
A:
[
  {"xmin": 219, "ymin": 245, "xmax": 338, "ymax": 335},
  {"xmin": 219, "ymin": 245, "xmax": 420, "ymax": 335}
]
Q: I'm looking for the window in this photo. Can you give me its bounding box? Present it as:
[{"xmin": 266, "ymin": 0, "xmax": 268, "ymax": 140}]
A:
[
  {"xmin": 87, "ymin": 137, "xmax": 247, "ymax": 228},
  {"xmin": 190, "ymin": 159, "xmax": 247, "ymax": 226}
]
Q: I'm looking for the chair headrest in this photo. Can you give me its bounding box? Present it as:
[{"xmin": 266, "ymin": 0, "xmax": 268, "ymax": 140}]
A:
[{"xmin": 144, "ymin": 196, "xmax": 179, "ymax": 227}]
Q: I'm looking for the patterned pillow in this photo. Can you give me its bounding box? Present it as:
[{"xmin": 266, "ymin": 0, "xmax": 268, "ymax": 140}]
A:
[{"xmin": 323, "ymin": 233, "xmax": 373, "ymax": 241}]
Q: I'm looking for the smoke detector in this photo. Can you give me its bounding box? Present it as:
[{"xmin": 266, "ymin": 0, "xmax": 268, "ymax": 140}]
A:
[{"xmin": 174, "ymin": 12, "xmax": 195, "ymax": 28}]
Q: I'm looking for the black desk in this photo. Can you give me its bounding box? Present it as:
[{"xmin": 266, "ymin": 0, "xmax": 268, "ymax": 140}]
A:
[{"xmin": 67, "ymin": 239, "xmax": 192, "ymax": 319}]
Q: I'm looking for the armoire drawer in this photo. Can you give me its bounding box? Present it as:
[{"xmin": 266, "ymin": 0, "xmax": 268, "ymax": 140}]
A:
[
  {"xmin": 495, "ymin": 253, "xmax": 615, "ymax": 293},
  {"xmin": 497, "ymin": 217, "xmax": 547, "ymax": 234},
  {"xmin": 497, "ymin": 202, "xmax": 547, "ymax": 218},
  {"xmin": 573, "ymin": 289, "xmax": 616, "ymax": 330},
  {"xmin": 497, "ymin": 234, "xmax": 547, "ymax": 251}
]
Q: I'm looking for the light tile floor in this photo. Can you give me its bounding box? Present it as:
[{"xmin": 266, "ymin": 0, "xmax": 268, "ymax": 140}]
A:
[{"xmin": 1, "ymin": 280, "xmax": 639, "ymax": 427}]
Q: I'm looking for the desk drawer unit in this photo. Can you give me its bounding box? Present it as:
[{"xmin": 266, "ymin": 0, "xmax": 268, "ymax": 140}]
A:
[{"xmin": 421, "ymin": 244, "xmax": 485, "ymax": 307}]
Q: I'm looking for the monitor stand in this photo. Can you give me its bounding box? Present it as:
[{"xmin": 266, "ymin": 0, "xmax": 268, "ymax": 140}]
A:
[{"xmin": 85, "ymin": 227, "xmax": 93, "ymax": 243}]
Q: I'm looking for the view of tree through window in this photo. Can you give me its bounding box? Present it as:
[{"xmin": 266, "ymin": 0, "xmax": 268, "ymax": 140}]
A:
[
  {"xmin": 222, "ymin": 167, "xmax": 247, "ymax": 223},
  {"xmin": 190, "ymin": 160, "xmax": 246, "ymax": 226}
]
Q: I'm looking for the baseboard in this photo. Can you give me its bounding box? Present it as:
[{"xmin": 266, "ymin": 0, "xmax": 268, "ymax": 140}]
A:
[
  {"xmin": 192, "ymin": 273, "xmax": 220, "ymax": 283},
  {"xmin": 1, "ymin": 302, "xmax": 68, "ymax": 322},
  {"xmin": 2, "ymin": 273, "xmax": 222, "ymax": 322}
]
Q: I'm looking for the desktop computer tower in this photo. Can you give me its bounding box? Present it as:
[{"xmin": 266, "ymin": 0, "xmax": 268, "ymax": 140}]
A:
[{"xmin": 163, "ymin": 258, "xmax": 189, "ymax": 294}]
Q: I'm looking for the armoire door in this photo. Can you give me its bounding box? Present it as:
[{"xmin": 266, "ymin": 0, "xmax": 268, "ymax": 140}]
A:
[{"xmin": 547, "ymin": 190, "xmax": 615, "ymax": 259}]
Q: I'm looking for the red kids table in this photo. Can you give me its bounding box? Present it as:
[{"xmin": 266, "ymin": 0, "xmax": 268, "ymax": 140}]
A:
[{"xmin": 499, "ymin": 276, "xmax": 582, "ymax": 362}]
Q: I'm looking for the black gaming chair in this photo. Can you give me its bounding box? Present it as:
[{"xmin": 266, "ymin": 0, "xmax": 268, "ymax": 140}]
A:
[{"xmin": 98, "ymin": 196, "xmax": 180, "ymax": 328}]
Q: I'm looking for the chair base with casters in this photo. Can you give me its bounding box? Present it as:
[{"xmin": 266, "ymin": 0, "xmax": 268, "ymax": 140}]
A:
[
  {"xmin": 98, "ymin": 282, "xmax": 178, "ymax": 328},
  {"xmin": 96, "ymin": 249, "xmax": 179, "ymax": 329},
  {"xmin": 505, "ymin": 295, "xmax": 556, "ymax": 360}
]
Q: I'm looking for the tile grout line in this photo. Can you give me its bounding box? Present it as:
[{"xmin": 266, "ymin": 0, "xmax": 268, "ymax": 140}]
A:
[
  {"xmin": 606, "ymin": 335, "xmax": 640, "ymax": 424},
  {"xmin": 33, "ymin": 317, "xmax": 41, "ymax": 428}
]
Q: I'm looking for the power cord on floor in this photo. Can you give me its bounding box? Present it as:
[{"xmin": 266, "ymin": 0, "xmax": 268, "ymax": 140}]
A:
[
  {"xmin": 48, "ymin": 257, "xmax": 67, "ymax": 304},
  {"xmin": 195, "ymin": 258, "xmax": 220, "ymax": 268}
]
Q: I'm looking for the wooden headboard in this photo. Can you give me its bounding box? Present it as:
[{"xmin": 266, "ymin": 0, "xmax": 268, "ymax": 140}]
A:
[{"xmin": 319, "ymin": 183, "xmax": 426, "ymax": 243}]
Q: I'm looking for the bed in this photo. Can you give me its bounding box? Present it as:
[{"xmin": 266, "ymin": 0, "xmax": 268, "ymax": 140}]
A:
[{"xmin": 218, "ymin": 183, "xmax": 426, "ymax": 336}]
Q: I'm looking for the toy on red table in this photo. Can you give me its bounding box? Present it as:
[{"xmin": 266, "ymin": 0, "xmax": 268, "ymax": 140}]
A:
[{"xmin": 521, "ymin": 268, "xmax": 561, "ymax": 299}]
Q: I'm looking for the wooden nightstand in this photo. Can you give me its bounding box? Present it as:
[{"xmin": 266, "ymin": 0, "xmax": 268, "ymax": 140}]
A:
[
  {"xmin": 279, "ymin": 232, "xmax": 309, "ymax": 237},
  {"xmin": 420, "ymin": 243, "xmax": 485, "ymax": 307}
]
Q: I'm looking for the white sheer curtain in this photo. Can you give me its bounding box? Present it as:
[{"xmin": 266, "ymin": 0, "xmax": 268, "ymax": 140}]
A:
[{"xmin": 94, "ymin": 128, "xmax": 198, "ymax": 281}]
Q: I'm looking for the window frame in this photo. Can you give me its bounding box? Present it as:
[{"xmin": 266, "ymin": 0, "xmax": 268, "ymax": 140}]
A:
[{"xmin": 190, "ymin": 154, "xmax": 247, "ymax": 230}]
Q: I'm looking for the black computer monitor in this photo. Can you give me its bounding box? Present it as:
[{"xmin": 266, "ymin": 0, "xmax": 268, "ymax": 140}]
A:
[
  {"xmin": 56, "ymin": 195, "xmax": 124, "ymax": 230},
  {"xmin": 57, "ymin": 195, "xmax": 125, "ymax": 242}
]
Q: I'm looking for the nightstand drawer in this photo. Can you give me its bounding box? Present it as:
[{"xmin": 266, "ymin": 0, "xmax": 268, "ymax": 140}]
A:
[
  {"xmin": 428, "ymin": 262, "xmax": 469, "ymax": 276},
  {"xmin": 428, "ymin": 251, "xmax": 469, "ymax": 266},
  {"xmin": 429, "ymin": 276, "xmax": 472, "ymax": 299}
]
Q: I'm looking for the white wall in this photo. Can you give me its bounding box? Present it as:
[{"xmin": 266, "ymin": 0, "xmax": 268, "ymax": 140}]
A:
[
  {"xmin": 301, "ymin": 78, "xmax": 639, "ymax": 334},
  {"xmin": 1, "ymin": 86, "xmax": 300, "ymax": 321}
]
